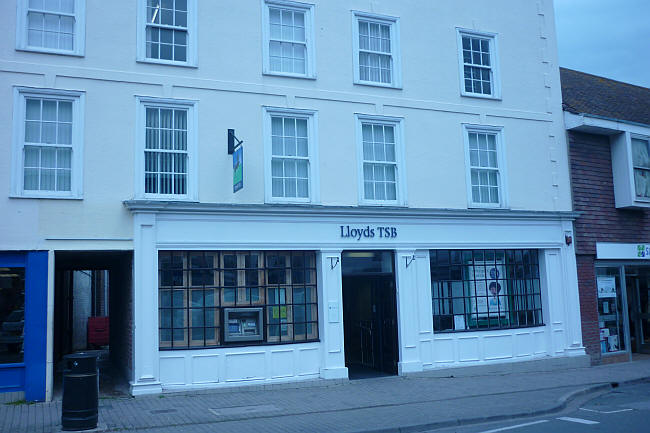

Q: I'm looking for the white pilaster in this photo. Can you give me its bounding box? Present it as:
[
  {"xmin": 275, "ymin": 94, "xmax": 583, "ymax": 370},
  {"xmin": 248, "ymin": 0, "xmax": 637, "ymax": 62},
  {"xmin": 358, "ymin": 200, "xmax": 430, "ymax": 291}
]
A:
[
  {"xmin": 131, "ymin": 212, "xmax": 162, "ymax": 395},
  {"xmin": 561, "ymin": 221, "xmax": 585, "ymax": 355},
  {"xmin": 317, "ymin": 250, "xmax": 348, "ymax": 380},
  {"xmin": 395, "ymin": 249, "xmax": 423, "ymax": 374}
]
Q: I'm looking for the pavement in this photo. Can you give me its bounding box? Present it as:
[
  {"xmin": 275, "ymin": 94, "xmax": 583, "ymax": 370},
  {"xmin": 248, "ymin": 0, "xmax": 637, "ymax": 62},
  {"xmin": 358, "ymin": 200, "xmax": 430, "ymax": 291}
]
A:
[{"xmin": 2, "ymin": 357, "xmax": 650, "ymax": 433}]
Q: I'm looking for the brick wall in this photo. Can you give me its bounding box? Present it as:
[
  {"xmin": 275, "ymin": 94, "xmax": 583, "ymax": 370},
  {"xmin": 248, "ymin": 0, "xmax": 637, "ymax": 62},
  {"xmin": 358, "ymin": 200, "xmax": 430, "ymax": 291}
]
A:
[{"xmin": 568, "ymin": 130, "xmax": 650, "ymax": 363}]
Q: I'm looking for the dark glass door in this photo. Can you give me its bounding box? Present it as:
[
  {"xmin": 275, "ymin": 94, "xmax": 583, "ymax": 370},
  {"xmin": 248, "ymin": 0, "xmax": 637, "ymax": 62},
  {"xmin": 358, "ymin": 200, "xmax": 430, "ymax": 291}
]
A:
[
  {"xmin": 627, "ymin": 268, "xmax": 650, "ymax": 354},
  {"xmin": 342, "ymin": 251, "xmax": 398, "ymax": 377}
]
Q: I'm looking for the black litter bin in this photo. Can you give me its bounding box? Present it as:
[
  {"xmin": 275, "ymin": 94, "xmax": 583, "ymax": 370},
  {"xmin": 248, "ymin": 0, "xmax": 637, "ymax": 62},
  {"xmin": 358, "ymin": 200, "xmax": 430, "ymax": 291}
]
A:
[{"xmin": 62, "ymin": 352, "xmax": 99, "ymax": 431}]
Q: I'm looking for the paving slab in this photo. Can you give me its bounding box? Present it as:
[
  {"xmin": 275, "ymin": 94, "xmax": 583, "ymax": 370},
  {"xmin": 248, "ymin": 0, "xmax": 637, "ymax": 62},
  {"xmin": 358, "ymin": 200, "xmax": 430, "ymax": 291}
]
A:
[{"xmin": 2, "ymin": 358, "xmax": 649, "ymax": 433}]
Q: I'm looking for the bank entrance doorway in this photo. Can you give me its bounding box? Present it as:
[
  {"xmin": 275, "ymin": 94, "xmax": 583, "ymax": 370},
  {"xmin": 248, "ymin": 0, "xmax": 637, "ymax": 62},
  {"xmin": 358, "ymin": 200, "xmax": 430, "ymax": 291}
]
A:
[
  {"xmin": 626, "ymin": 266, "xmax": 650, "ymax": 354},
  {"xmin": 341, "ymin": 251, "xmax": 398, "ymax": 379}
]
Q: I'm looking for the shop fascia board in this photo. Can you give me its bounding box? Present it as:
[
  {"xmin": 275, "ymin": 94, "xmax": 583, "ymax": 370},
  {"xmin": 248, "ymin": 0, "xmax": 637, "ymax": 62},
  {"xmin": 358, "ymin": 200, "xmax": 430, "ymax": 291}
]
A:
[{"xmin": 123, "ymin": 200, "xmax": 579, "ymax": 222}]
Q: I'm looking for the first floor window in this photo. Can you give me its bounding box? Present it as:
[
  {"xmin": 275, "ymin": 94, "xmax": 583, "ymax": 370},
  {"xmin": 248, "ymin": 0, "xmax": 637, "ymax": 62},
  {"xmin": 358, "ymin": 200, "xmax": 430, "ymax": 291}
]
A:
[
  {"xmin": 358, "ymin": 115, "xmax": 404, "ymax": 204},
  {"xmin": 138, "ymin": 97, "xmax": 195, "ymax": 199},
  {"xmin": 145, "ymin": 107, "xmax": 188, "ymax": 195},
  {"xmin": 158, "ymin": 251, "xmax": 319, "ymax": 349},
  {"xmin": 430, "ymin": 249, "xmax": 543, "ymax": 332},
  {"xmin": 12, "ymin": 88, "xmax": 83, "ymax": 198},
  {"xmin": 632, "ymin": 138, "xmax": 650, "ymax": 199},
  {"xmin": 465, "ymin": 126, "xmax": 503, "ymax": 207},
  {"xmin": 138, "ymin": 0, "xmax": 196, "ymax": 65},
  {"xmin": 265, "ymin": 108, "xmax": 317, "ymax": 203}
]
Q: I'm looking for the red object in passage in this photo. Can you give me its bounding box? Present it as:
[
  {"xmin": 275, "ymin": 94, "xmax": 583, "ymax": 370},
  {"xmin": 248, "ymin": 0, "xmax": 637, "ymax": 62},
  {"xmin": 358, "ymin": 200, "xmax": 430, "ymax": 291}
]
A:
[{"xmin": 87, "ymin": 316, "xmax": 109, "ymax": 347}]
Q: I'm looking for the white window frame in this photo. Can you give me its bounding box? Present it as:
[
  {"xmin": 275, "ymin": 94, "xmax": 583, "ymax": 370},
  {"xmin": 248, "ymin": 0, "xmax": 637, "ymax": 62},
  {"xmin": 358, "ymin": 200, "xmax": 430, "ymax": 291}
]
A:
[
  {"xmin": 456, "ymin": 28, "xmax": 501, "ymax": 99},
  {"xmin": 263, "ymin": 107, "xmax": 319, "ymax": 204},
  {"xmin": 10, "ymin": 87, "xmax": 85, "ymax": 199},
  {"xmin": 15, "ymin": 0, "xmax": 86, "ymax": 56},
  {"xmin": 135, "ymin": 96, "xmax": 198, "ymax": 201},
  {"xmin": 630, "ymin": 134, "xmax": 650, "ymax": 203},
  {"xmin": 261, "ymin": 0, "xmax": 316, "ymax": 79},
  {"xmin": 355, "ymin": 114, "xmax": 407, "ymax": 206},
  {"xmin": 352, "ymin": 11, "xmax": 402, "ymax": 89},
  {"xmin": 462, "ymin": 124, "xmax": 508, "ymax": 209},
  {"xmin": 136, "ymin": 0, "xmax": 198, "ymax": 67}
]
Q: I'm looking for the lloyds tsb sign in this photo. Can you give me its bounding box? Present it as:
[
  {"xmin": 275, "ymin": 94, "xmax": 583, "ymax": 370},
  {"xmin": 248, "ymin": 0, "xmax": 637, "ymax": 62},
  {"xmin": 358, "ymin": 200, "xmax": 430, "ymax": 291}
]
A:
[{"xmin": 340, "ymin": 225, "xmax": 398, "ymax": 240}]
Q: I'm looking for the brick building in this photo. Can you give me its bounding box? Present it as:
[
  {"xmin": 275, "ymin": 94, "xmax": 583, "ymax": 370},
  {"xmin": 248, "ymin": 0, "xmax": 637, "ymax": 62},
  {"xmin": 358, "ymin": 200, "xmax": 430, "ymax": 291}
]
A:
[{"xmin": 562, "ymin": 68, "xmax": 650, "ymax": 364}]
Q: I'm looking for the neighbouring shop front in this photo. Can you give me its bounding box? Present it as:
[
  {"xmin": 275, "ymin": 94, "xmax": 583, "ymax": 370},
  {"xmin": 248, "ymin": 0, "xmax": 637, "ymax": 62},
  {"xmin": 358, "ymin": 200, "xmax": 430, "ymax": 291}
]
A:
[
  {"xmin": 0, "ymin": 251, "xmax": 48, "ymax": 402},
  {"xmin": 125, "ymin": 202, "xmax": 586, "ymax": 395},
  {"xmin": 593, "ymin": 243, "xmax": 650, "ymax": 359}
]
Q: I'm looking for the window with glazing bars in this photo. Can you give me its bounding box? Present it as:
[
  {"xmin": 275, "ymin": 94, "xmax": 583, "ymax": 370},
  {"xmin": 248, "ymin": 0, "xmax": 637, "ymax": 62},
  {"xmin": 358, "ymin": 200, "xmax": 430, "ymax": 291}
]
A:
[
  {"xmin": 27, "ymin": 0, "xmax": 75, "ymax": 51},
  {"xmin": 632, "ymin": 138, "xmax": 650, "ymax": 199},
  {"xmin": 461, "ymin": 35, "xmax": 493, "ymax": 95},
  {"xmin": 268, "ymin": 7, "xmax": 307, "ymax": 74},
  {"xmin": 362, "ymin": 122, "xmax": 397, "ymax": 201},
  {"xmin": 468, "ymin": 130, "xmax": 500, "ymax": 205},
  {"xmin": 145, "ymin": 0, "xmax": 188, "ymax": 62},
  {"xmin": 158, "ymin": 251, "xmax": 319, "ymax": 349},
  {"xmin": 358, "ymin": 20, "xmax": 392, "ymax": 84},
  {"xmin": 23, "ymin": 97, "xmax": 73, "ymax": 192},
  {"xmin": 271, "ymin": 116, "xmax": 310, "ymax": 198},
  {"xmin": 144, "ymin": 107, "xmax": 188, "ymax": 195},
  {"xmin": 430, "ymin": 249, "xmax": 543, "ymax": 332}
]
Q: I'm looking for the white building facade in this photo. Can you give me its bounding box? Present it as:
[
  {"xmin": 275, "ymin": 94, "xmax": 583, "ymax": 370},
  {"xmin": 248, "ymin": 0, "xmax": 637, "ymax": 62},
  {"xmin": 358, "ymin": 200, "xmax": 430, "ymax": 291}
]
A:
[{"xmin": 0, "ymin": 0, "xmax": 585, "ymax": 400}]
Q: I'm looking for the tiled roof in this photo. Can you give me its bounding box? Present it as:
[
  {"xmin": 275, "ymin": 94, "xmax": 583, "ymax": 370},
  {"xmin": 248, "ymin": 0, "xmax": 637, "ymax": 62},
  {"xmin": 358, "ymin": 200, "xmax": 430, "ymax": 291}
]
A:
[{"xmin": 560, "ymin": 67, "xmax": 650, "ymax": 126}]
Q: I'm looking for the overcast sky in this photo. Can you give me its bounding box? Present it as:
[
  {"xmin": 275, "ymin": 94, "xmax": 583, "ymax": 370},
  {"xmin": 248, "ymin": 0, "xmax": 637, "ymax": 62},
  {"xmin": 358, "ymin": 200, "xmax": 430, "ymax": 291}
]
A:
[{"xmin": 554, "ymin": 0, "xmax": 650, "ymax": 88}]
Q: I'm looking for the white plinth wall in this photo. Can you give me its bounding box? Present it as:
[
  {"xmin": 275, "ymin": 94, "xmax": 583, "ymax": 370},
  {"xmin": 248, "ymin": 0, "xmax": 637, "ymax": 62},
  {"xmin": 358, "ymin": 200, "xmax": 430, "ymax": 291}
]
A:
[{"xmin": 128, "ymin": 205, "xmax": 585, "ymax": 395}]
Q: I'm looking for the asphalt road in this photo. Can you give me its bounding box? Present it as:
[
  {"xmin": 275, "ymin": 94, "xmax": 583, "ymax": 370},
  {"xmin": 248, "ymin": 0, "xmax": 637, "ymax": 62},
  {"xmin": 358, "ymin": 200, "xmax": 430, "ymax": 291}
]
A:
[{"xmin": 431, "ymin": 380, "xmax": 650, "ymax": 433}]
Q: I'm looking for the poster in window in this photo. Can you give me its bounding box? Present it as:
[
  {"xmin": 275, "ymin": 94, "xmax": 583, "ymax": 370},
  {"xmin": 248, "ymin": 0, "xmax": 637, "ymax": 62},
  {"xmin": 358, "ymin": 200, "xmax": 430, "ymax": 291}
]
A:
[
  {"xmin": 470, "ymin": 261, "xmax": 507, "ymax": 318},
  {"xmin": 597, "ymin": 276, "xmax": 616, "ymax": 298}
]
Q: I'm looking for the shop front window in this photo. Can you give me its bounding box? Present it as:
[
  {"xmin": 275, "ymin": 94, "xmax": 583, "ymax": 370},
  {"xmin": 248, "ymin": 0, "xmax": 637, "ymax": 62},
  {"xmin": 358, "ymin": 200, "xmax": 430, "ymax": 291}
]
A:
[
  {"xmin": 596, "ymin": 267, "xmax": 626, "ymax": 354},
  {"xmin": 430, "ymin": 249, "xmax": 543, "ymax": 332},
  {"xmin": 158, "ymin": 251, "xmax": 318, "ymax": 349},
  {"xmin": 0, "ymin": 268, "xmax": 26, "ymax": 364}
]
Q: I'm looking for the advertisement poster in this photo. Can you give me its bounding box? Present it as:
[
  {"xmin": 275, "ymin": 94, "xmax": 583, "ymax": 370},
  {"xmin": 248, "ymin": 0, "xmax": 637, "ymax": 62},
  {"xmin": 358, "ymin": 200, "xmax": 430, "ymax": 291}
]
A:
[
  {"xmin": 597, "ymin": 276, "xmax": 616, "ymax": 298},
  {"xmin": 233, "ymin": 145, "xmax": 243, "ymax": 193},
  {"xmin": 470, "ymin": 261, "xmax": 507, "ymax": 318}
]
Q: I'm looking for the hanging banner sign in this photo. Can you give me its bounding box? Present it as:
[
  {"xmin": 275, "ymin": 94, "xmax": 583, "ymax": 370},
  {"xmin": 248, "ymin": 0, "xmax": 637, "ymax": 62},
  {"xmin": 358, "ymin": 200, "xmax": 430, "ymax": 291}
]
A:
[{"xmin": 233, "ymin": 145, "xmax": 243, "ymax": 193}]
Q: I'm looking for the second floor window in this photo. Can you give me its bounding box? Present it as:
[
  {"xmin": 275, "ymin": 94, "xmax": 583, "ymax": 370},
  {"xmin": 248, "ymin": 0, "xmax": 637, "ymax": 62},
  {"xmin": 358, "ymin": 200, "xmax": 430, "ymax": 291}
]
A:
[
  {"xmin": 457, "ymin": 29, "xmax": 500, "ymax": 98},
  {"xmin": 263, "ymin": 1, "xmax": 315, "ymax": 78},
  {"xmin": 17, "ymin": 0, "xmax": 86, "ymax": 56},
  {"xmin": 353, "ymin": 13, "xmax": 401, "ymax": 88},
  {"xmin": 632, "ymin": 137, "xmax": 650, "ymax": 199},
  {"xmin": 138, "ymin": 0, "xmax": 197, "ymax": 66}
]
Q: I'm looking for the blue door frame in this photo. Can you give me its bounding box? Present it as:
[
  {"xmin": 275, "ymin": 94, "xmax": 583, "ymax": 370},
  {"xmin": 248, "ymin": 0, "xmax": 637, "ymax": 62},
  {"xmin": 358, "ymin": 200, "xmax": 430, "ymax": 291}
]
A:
[{"xmin": 0, "ymin": 252, "xmax": 48, "ymax": 401}]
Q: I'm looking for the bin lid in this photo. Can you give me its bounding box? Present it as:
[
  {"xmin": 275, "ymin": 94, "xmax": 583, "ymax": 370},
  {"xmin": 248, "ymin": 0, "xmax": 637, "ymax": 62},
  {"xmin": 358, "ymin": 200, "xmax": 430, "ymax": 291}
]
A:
[{"xmin": 64, "ymin": 352, "xmax": 99, "ymax": 359}]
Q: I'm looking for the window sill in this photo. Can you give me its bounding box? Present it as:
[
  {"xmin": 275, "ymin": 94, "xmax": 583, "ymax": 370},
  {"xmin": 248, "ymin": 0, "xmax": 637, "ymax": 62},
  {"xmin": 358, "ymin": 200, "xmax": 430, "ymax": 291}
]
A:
[
  {"xmin": 354, "ymin": 80, "xmax": 402, "ymax": 90},
  {"xmin": 140, "ymin": 195, "xmax": 198, "ymax": 202},
  {"xmin": 9, "ymin": 193, "xmax": 83, "ymax": 200},
  {"xmin": 263, "ymin": 71, "xmax": 317, "ymax": 80},
  {"xmin": 136, "ymin": 58, "xmax": 198, "ymax": 69},
  {"xmin": 266, "ymin": 198, "xmax": 314, "ymax": 205},
  {"xmin": 159, "ymin": 338, "xmax": 321, "ymax": 351},
  {"xmin": 468, "ymin": 203, "xmax": 507, "ymax": 210},
  {"xmin": 16, "ymin": 47, "xmax": 84, "ymax": 57},
  {"xmin": 359, "ymin": 200, "xmax": 406, "ymax": 207},
  {"xmin": 434, "ymin": 323, "xmax": 545, "ymax": 334},
  {"xmin": 460, "ymin": 92, "xmax": 502, "ymax": 101}
]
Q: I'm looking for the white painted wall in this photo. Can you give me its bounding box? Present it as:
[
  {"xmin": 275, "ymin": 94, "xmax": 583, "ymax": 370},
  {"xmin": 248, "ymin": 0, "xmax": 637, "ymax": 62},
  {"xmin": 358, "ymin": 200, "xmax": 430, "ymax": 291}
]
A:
[{"xmin": 0, "ymin": 0, "xmax": 570, "ymax": 253}]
